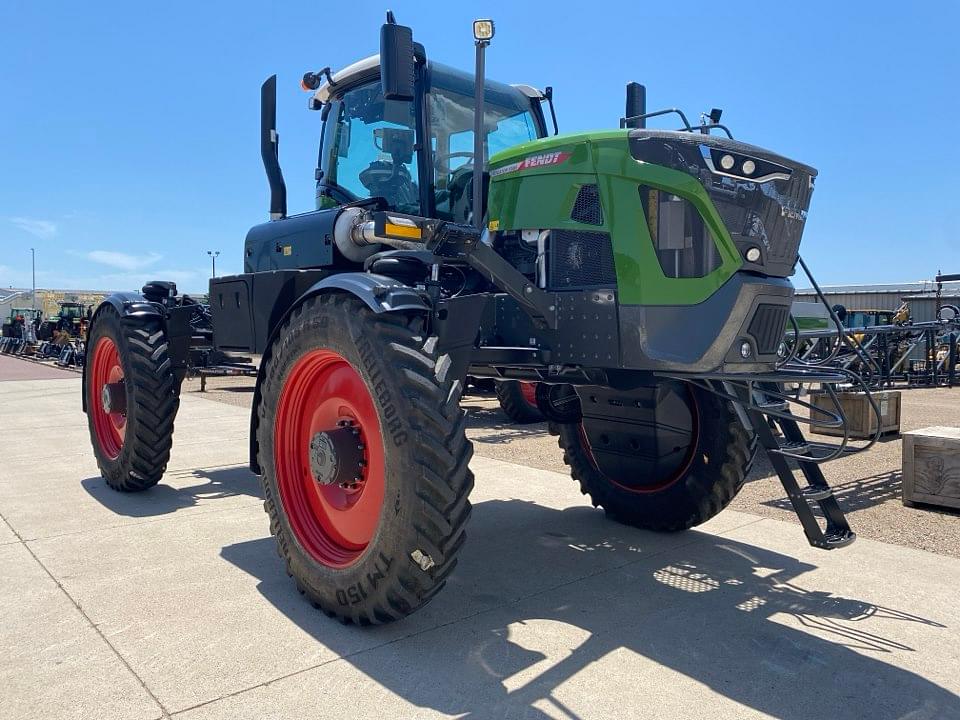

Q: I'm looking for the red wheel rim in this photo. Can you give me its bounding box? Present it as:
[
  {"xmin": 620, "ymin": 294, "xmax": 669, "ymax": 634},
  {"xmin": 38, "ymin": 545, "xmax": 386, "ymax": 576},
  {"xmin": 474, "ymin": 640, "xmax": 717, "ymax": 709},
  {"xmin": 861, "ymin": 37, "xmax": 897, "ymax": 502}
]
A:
[
  {"xmin": 274, "ymin": 349, "xmax": 385, "ymax": 568},
  {"xmin": 89, "ymin": 336, "xmax": 126, "ymax": 460},
  {"xmin": 577, "ymin": 387, "xmax": 700, "ymax": 495},
  {"xmin": 520, "ymin": 382, "xmax": 538, "ymax": 409}
]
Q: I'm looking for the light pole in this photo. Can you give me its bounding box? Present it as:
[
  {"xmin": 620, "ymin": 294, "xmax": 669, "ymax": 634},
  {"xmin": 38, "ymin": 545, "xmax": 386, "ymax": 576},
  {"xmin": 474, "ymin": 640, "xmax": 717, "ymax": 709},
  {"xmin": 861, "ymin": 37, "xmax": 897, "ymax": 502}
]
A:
[
  {"xmin": 31, "ymin": 248, "xmax": 35, "ymax": 311},
  {"xmin": 207, "ymin": 250, "xmax": 220, "ymax": 278},
  {"xmin": 472, "ymin": 19, "xmax": 494, "ymax": 230}
]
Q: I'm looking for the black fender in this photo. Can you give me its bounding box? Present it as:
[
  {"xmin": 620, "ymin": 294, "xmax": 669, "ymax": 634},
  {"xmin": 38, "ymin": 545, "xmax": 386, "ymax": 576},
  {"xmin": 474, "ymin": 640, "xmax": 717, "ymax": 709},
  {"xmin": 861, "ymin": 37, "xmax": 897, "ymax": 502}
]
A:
[
  {"xmin": 310, "ymin": 272, "xmax": 431, "ymax": 314},
  {"xmin": 248, "ymin": 272, "xmax": 430, "ymax": 474}
]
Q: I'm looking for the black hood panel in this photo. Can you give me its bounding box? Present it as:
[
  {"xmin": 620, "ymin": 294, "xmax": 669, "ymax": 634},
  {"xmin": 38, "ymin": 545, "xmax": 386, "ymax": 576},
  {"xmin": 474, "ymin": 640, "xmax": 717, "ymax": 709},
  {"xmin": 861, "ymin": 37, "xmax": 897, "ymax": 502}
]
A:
[{"xmin": 628, "ymin": 130, "xmax": 816, "ymax": 278}]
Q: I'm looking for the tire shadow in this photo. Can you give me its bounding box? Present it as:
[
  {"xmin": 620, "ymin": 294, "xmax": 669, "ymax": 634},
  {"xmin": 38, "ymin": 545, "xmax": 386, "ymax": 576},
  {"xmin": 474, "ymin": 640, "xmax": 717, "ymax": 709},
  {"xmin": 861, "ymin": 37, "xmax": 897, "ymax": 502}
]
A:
[
  {"xmin": 81, "ymin": 465, "xmax": 262, "ymax": 517},
  {"xmin": 221, "ymin": 499, "xmax": 959, "ymax": 719}
]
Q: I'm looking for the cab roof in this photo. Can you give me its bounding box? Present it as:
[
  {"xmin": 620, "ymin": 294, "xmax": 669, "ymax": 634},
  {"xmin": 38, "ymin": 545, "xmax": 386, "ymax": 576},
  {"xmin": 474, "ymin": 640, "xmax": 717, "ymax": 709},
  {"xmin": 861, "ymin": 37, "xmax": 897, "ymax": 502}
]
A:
[{"xmin": 313, "ymin": 54, "xmax": 543, "ymax": 104}]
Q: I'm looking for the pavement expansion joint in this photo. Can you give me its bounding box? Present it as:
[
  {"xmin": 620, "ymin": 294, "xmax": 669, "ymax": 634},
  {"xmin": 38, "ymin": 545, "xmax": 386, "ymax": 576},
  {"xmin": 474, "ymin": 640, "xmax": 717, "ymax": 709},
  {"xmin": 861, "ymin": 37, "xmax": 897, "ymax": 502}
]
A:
[{"xmin": 0, "ymin": 508, "xmax": 173, "ymax": 719}]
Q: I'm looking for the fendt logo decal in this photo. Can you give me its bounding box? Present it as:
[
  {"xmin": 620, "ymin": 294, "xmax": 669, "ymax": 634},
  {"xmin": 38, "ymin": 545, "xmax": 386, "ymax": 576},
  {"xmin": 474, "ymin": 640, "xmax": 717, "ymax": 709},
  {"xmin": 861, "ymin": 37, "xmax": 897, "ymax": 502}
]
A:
[{"xmin": 490, "ymin": 151, "xmax": 571, "ymax": 177}]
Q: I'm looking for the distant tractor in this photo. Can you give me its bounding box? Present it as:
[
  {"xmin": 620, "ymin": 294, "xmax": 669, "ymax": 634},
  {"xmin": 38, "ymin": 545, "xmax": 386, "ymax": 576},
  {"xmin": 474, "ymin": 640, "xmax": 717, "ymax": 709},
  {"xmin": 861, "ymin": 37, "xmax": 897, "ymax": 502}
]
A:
[
  {"xmin": 2, "ymin": 308, "xmax": 41, "ymax": 338},
  {"xmin": 38, "ymin": 302, "xmax": 90, "ymax": 341},
  {"xmin": 83, "ymin": 15, "xmax": 865, "ymax": 623}
]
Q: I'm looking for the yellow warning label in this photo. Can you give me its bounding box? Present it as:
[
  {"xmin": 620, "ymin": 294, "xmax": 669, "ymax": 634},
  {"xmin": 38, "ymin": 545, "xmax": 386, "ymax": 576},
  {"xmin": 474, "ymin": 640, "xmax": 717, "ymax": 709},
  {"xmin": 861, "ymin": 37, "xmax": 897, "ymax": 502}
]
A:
[
  {"xmin": 283, "ymin": 245, "xmax": 292, "ymax": 256},
  {"xmin": 384, "ymin": 223, "xmax": 422, "ymax": 239},
  {"xmin": 488, "ymin": 219, "xmax": 500, "ymax": 231}
]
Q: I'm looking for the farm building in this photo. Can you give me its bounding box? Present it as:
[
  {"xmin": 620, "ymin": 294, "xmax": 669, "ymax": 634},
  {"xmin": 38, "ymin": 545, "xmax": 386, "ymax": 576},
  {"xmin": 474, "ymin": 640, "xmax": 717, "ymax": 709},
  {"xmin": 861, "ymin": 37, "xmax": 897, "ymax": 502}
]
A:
[{"xmin": 795, "ymin": 280, "xmax": 960, "ymax": 323}]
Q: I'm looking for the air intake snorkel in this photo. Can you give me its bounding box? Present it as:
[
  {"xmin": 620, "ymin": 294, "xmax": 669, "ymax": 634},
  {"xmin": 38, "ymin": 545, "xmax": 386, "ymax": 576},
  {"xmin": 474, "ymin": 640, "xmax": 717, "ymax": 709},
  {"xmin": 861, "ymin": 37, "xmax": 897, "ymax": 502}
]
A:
[{"xmin": 260, "ymin": 75, "xmax": 287, "ymax": 220}]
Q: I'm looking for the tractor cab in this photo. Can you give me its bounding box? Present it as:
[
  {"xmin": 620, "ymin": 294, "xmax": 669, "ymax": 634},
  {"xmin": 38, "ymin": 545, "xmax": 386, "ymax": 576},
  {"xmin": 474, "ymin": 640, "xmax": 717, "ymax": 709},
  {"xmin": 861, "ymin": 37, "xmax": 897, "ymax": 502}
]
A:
[
  {"xmin": 38, "ymin": 301, "xmax": 90, "ymax": 340},
  {"xmin": 58, "ymin": 302, "xmax": 87, "ymax": 320},
  {"xmin": 311, "ymin": 58, "xmax": 548, "ymax": 223}
]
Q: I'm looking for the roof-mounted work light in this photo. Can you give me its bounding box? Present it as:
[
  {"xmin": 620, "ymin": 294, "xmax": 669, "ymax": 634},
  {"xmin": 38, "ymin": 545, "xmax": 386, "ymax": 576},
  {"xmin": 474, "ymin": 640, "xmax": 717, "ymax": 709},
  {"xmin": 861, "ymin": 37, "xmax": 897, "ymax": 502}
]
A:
[
  {"xmin": 473, "ymin": 19, "xmax": 495, "ymax": 42},
  {"xmin": 471, "ymin": 18, "xmax": 495, "ymax": 229}
]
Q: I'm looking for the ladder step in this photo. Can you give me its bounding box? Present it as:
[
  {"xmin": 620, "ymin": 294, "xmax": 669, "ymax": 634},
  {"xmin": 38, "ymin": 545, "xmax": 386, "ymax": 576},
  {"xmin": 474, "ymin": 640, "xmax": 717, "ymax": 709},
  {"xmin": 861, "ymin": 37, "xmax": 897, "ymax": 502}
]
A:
[
  {"xmin": 823, "ymin": 529, "xmax": 857, "ymax": 548},
  {"xmin": 778, "ymin": 439, "xmax": 810, "ymax": 455},
  {"xmin": 801, "ymin": 484, "xmax": 833, "ymax": 501},
  {"xmin": 757, "ymin": 399, "xmax": 788, "ymax": 412}
]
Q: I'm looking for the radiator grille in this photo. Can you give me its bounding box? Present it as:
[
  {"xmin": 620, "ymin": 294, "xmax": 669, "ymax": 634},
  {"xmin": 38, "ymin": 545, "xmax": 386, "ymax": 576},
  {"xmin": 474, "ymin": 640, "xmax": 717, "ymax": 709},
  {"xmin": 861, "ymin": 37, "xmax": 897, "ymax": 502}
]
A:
[
  {"xmin": 748, "ymin": 304, "xmax": 790, "ymax": 355},
  {"xmin": 548, "ymin": 230, "xmax": 617, "ymax": 289},
  {"xmin": 570, "ymin": 184, "xmax": 604, "ymax": 225}
]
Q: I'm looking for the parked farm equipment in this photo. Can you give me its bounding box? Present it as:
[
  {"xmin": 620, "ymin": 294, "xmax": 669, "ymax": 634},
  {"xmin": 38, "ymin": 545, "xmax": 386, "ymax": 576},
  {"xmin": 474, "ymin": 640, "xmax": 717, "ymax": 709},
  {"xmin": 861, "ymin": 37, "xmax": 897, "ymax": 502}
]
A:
[
  {"xmin": 785, "ymin": 272, "xmax": 960, "ymax": 389},
  {"xmin": 83, "ymin": 15, "xmax": 886, "ymax": 623},
  {"xmin": 37, "ymin": 302, "xmax": 91, "ymax": 341}
]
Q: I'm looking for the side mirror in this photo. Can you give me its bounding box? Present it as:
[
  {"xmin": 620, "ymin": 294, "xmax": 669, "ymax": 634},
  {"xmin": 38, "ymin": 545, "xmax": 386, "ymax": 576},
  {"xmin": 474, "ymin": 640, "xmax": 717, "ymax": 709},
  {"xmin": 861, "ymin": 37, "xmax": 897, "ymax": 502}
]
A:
[{"xmin": 380, "ymin": 19, "xmax": 415, "ymax": 101}]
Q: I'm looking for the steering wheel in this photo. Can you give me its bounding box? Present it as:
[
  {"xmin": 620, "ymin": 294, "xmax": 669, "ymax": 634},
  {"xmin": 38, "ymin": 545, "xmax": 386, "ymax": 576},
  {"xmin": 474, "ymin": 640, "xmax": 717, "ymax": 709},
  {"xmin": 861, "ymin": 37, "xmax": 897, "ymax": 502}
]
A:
[{"xmin": 435, "ymin": 151, "xmax": 475, "ymax": 169}]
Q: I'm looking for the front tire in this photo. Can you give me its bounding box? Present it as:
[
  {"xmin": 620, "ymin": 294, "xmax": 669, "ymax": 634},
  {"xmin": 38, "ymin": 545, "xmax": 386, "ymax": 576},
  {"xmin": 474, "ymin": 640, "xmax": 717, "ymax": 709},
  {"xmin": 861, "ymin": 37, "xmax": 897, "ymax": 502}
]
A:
[
  {"xmin": 556, "ymin": 382, "xmax": 754, "ymax": 531},
  {"xmin": 85, "ymin": 306, "xmax": 179, "ymax": 491},
  {"xmin": 495, "ymin": 380, "xmax": 543, "ymax": 424},
  {"xmin": 257, "ymin": 294, "xmax": 474, "ymax": 624}
]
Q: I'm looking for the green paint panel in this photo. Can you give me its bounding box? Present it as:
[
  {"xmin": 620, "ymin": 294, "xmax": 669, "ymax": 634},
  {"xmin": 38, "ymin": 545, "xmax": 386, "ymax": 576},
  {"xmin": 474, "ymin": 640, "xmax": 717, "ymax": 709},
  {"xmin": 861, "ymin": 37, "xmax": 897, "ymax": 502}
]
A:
[{"xmin": 487, "ymin": 132, "xmax": 742, "ymax": 306}]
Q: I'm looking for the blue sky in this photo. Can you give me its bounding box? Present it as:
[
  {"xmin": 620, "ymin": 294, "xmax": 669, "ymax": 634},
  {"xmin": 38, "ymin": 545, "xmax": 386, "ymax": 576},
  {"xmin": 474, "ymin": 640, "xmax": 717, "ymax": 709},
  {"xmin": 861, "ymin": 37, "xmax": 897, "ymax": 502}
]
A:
[{"xmin": 1, "ymin": 0, "xmax": 957, "ymax": 293}]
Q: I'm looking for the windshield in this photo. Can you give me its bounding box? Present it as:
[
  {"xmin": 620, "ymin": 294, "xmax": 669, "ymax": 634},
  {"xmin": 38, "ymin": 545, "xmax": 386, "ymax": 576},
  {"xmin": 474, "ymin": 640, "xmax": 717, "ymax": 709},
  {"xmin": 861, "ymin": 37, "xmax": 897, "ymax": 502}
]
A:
[
  {"xmin": 317, "ymin": 64, "xmax": 542, "ymax": 219},
  {"xmin": 428, "ymin": 64, "xmax": 540, "ymax": 222}
]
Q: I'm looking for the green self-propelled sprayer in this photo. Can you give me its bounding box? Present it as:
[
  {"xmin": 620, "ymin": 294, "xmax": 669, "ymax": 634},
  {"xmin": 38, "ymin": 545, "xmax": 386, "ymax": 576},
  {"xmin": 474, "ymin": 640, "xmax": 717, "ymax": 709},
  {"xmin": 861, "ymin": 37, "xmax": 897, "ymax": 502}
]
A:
[{"xmin": 81, "ymin": 13, "xmax": 880, "ymax": 623}]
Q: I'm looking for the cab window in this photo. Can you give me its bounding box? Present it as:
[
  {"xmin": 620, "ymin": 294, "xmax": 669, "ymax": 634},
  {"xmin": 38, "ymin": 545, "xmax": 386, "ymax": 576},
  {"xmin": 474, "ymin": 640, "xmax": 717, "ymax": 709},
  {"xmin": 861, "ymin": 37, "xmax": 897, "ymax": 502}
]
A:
[
  {"xmin": 320, "ymin": 82, "xmax": 420, "ymax": 214},
  {"xmin": 429, "ymin": 84, "xmax": 538, "ymax": 222}
]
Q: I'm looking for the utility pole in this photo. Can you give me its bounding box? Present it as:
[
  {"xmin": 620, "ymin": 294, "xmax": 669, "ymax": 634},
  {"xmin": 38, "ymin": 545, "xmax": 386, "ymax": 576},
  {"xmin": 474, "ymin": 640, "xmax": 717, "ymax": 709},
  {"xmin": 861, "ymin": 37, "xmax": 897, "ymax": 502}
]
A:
[
  {"xmin": 31, "ymin": 248, "xmax": 35, "ymax": 310},
  {"xmin": 207, "ymin": 250, "xmax": 220, "ymax": 278}
]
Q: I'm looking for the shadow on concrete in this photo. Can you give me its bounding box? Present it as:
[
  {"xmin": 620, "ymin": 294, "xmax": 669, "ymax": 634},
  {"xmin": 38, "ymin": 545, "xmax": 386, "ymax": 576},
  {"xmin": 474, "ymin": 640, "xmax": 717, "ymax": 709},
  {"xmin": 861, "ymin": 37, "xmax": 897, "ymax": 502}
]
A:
[
  {"xmin": 461, "ymin": 402, "xmax": 550, "ymax": 445},
  {"xmin": 221, "ymin": 499, "xmax": 958, "ymax": 720},
  {"xmin": 81, "ymin": 465, "xmax": 261, "ymax": 517}
]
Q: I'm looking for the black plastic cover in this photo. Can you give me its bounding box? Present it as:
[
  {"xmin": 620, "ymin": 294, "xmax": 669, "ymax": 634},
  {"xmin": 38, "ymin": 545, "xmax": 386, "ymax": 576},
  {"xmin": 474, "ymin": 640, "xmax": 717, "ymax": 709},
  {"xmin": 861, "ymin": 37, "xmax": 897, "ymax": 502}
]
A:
[
  {"xmin": 244, "ymin": 209, "xmax": 339, "ymax": 273},
  {"xmin": 629, "ymin": 130, "xmax": 816, "ymax": 278}
]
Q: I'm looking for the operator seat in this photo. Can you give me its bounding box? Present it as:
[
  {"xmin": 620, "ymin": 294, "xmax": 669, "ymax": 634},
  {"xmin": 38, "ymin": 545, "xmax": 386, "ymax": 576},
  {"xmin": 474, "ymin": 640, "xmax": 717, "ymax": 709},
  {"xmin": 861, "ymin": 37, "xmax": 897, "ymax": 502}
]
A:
[{"xmin": 448, "ymin": 168, "xmax": 489, "ymax": 225}]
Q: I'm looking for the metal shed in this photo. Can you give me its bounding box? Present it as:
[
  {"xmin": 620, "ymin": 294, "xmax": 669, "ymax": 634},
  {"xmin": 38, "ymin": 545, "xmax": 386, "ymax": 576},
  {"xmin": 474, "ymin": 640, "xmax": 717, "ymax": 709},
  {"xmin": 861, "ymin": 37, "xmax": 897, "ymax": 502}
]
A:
[{"xmin": 795, "ymin": 281, "xmax": 960, "ymax": 316}]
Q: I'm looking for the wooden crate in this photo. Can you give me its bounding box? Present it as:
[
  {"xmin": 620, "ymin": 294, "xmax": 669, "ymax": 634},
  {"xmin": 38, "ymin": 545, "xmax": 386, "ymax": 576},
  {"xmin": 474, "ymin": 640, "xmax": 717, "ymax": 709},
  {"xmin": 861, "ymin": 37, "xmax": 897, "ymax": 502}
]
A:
[
  {"xmin": 810, "ymin": 390, "xmax": 901, "ymax": 439},
  {"xmin": 902, "ymin": 427, "xmax": 960, "ymax": 509}
]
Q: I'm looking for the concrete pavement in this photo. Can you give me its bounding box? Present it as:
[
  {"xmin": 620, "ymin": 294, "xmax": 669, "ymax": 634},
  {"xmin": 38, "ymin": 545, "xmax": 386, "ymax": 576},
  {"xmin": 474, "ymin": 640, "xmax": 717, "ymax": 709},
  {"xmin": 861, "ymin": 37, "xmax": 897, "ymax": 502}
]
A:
[{"xmin": 1, "ymin": 375, "xmax": 958, "ymax": 719}]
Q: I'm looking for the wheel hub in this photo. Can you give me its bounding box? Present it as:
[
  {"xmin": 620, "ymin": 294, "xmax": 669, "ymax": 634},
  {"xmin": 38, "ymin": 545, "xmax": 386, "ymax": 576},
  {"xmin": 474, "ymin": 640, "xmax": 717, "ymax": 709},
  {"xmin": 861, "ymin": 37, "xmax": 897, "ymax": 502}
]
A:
[
  {"xmin": 89, "ymin": 335, "xmax": 126, "ymax": 460},
  {"xmin": 309, "ymin": 420, "xmax": 366, "ymax": 488},
  {"xmin": 100, "ymin": 381, "xmax": 126, "ymax": 415}
]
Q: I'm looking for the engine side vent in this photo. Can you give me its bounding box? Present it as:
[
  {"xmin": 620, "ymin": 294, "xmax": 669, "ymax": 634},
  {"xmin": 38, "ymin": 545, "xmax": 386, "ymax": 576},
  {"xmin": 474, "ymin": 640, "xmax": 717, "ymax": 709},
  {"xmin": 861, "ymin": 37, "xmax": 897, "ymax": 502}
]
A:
[
  {"xmin": 570, "ymin": 184, "xmax": 604, "ymax": 225},
  {"xmin": 548, "ymin": 230, "xmax": 617, "ymax": 289},
  {"xmin": 748, "ymin": 303, "xmax": 790, "ymax": 355}
]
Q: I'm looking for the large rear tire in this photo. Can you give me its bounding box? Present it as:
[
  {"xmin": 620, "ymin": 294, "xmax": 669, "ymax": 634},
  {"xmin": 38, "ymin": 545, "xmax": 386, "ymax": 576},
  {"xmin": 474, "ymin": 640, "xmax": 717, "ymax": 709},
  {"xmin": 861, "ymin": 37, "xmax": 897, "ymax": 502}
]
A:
[
  {"xmin": 495, "ymin": 380, "xmax": 543, "ymax": 424},
  {"xmin": 85, "ymin": 306, "xmax": 179, "ymax": 491},
  {"xmin": 257, "ymin": 294, "xmax": 474, "ymax": 624},
  {"xmin": 555, "ymin": 382, "xmax": 754, "ymax": 531}
]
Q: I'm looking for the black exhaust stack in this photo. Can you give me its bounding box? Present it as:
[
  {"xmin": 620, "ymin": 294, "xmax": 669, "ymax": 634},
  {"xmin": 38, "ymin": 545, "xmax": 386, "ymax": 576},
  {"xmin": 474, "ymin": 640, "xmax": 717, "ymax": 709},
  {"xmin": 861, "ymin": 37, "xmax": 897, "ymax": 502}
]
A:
[
  {"xmin": 625, "ymin": 82, "xmax": 646, "ymax": 129},
  {"xmin": 260, "ymin": 75, "xmax": 287, "ymax": 220}
]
